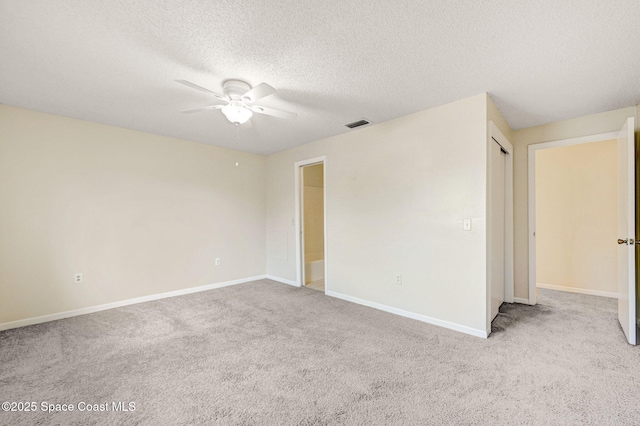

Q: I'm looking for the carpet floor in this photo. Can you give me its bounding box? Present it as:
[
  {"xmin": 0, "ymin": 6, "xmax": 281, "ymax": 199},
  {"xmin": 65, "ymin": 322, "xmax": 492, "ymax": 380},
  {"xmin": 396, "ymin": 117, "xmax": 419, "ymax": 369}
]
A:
[{"xmin": 1, "ymin": 280, "xmax": 639, "ymax": 425}]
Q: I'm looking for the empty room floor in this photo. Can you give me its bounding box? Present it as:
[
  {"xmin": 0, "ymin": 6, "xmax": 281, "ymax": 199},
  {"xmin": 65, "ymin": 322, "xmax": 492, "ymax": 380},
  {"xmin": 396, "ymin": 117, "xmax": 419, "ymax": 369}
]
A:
[{"xmin": 1, "ymin": 282, "xmax": 639, "ymax": 425}]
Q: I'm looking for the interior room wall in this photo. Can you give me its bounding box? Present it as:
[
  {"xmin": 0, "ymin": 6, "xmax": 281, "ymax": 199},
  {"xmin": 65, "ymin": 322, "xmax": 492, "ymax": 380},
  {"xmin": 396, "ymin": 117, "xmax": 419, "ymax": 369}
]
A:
[
  {"xmin": 512, "ymin": 106, "xmax": 637, "ymax": 301},
  {"xmin": 266, "ymin": 94, "xmax": 490, "ymax": 335},
  {"xmin": 303, "ymin": 164, "xmax": 324, "ymax": 263},
  {"xmin": 0, "ymin": 105, "xmax": 266, "ymax": 325},
  {"xmin": 535, "ymin": 140, "xmax": 618, "ymax": 296},
  {"xmin": 487, "ymin": 96, "xmax": 513, "ymax": 143}
]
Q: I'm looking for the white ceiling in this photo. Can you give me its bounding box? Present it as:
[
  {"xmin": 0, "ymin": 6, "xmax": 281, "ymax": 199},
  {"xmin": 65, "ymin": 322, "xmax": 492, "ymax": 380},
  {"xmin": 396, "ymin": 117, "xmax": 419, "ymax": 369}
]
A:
[{"xmin": 1, "ymin": 1, "xmax": 639, "ymax": 155}]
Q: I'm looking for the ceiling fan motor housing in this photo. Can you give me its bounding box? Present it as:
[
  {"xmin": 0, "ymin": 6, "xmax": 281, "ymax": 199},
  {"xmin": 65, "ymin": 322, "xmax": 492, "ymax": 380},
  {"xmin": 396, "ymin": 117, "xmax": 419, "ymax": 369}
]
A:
[{"xmin": 223, "ymin": 80, "xmax": 251, "ymax": 100}]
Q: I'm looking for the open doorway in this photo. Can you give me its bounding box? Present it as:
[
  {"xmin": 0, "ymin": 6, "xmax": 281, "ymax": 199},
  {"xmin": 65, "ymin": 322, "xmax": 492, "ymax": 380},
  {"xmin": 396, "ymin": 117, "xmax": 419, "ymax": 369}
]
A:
[
  {"xmin": 528, "ymin": 130, "xmax": 621, "ymax": 303},
  {"xmin": 527, "ymin": 118, "xmax": 636, "ymax": 345},
  {"xmin": 295, "ymin": 157, "xmax": 327, "ymax": 294},
  {"xmin": 302, "ymin": 163, "xmax": 325, "ymax": 291},
  {"xmin": 490, "ymin": 138, "xmax": 507, "ymax": 320},
  {"xmin": 534, "ymin": 140, "xmax": 618, "ymax": 299},
  {"xmin": 487, "ymin": 122, "xmax": 514, "ymax": 332}
]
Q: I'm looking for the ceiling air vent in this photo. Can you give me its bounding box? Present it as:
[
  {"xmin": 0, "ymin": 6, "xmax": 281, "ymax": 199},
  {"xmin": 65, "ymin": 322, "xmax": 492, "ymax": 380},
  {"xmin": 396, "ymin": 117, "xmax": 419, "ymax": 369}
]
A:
[{"xmin": 345, "ymin": 119, "xmax": 371, "ymax": 129}]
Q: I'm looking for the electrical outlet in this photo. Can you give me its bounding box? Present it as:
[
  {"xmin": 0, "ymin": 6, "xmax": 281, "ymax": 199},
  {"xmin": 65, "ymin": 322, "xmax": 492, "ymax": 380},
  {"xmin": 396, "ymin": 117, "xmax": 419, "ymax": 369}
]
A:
[
  {"xmin": 395, "ymin": 273, "xmax": 402, "ymax": 285},
  {"xmin": 74, "ymin": 273, "xmax": 83, "ymax": 283},
  {"xmin": 215, "ymin": 258, "xmax": 221, "ymax": 266}
]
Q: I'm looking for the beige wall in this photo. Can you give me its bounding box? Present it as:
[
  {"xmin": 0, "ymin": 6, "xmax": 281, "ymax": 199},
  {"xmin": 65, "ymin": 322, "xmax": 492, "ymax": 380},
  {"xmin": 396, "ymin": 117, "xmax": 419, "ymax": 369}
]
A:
[
  {"xmin": 0, "ymin": 105, "xmax": 266, "ymax": 324},
  {"xmin": 303, "ymin": 164, "xmax": 324, "ymax": 262},
  {"xmin": 535, "ymin": 140, "xmax": 617, "ymax": 294},
  {"xmin": 487, "ymin": 96, "xmax": 513, "ymax": 143},
  {"xmin": 303, "ymin": 163, "xmax": 324, "ymax": 188},
  {"xmin": 4, "ymin": 96, "xmax": 636, "ymax": 333},
  {"xmin": 513, "ymin": 106, "xmax": 637, "ymax": 300},
  {"xmin": 266, "ymin": 94, "xmax": 490, "ymax": 334}
]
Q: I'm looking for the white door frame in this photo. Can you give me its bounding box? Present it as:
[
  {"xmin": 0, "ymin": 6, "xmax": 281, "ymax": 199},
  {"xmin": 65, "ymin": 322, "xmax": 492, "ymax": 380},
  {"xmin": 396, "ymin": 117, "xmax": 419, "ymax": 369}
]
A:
[
  {"xmin": 487, "ymin": 122, "xmax": 515, "ymax": 331},
  {"xmin": 294, "ymin": 156, "xmax": 328, "ymax": 294},
  {"xmin": 527, "ymin": 131, "xmax": 619, "ymax": 304}
]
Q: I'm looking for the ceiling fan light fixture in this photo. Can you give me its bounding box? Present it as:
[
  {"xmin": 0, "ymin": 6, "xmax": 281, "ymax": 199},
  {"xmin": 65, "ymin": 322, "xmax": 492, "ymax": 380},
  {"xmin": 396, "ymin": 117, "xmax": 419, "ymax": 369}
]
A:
[
  {"xmin": 221, "ymin": 102, "xmax": 253, "ymax": 124},
  {"xmin": 177, "ymin": 79, "xmax": 296, "ymax": 123}
]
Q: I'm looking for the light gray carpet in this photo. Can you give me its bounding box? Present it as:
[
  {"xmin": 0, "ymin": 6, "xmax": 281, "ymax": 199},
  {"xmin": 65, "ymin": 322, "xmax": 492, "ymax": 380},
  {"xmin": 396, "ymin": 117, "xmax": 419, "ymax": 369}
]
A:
[{"xmin": 1, "ymin": 281, "xmax": 639, "ymax": 425}]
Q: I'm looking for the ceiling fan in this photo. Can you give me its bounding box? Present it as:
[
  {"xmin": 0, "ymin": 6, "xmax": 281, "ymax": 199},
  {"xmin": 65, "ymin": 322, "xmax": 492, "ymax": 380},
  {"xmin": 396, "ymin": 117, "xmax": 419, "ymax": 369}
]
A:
[{"xmin": 175, "ymin": 79, "xmax": 297, "ymax": 125}]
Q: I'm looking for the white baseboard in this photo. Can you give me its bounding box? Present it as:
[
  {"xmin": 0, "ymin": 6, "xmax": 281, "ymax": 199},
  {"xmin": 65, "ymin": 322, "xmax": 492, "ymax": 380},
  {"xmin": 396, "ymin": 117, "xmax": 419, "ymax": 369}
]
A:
[
  {"xmin": 265, "ymin": 275, "xmax": 299, "ymax": 287},
  {"xmin": 326, "ymin": 291, "xmax": 488, "ymax": 339},
  {"xmin": 536, "ymin": 283, "xmax": 618, "ymax": 299},
  {"xmin": 0, "ymin": 275, "xmax": 266, "ymax": 332},
  {"xmin": 513, "ymin": 297, "xmax": 530, "ymax": 304}
]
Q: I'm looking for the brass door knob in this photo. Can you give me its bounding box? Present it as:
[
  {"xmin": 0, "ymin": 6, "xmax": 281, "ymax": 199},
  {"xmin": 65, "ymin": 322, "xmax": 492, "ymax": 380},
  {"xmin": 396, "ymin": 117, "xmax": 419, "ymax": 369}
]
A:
[{"xmin": 618, "ymin": 239, "xmax": 628, "ymax": 245}]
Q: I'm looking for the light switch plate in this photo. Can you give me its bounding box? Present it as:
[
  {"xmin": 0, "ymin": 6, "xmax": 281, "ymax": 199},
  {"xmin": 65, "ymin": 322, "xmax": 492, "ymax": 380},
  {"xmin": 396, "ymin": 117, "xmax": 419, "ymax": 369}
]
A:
[{"xmin": 463, "ymin": 219, "xmax": 472, "ymax": 231}]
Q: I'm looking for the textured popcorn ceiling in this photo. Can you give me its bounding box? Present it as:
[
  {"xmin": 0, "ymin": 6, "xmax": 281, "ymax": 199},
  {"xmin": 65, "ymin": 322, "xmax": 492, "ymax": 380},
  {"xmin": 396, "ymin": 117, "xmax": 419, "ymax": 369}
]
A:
[{"xmin": 1, "ymin": 1, "xmax": 639, "ymax": 155}]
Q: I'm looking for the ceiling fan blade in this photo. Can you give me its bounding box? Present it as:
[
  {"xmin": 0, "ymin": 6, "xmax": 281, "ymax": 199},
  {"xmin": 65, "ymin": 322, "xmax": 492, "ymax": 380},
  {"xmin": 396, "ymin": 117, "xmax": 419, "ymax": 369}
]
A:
[
  {"xmin": 180, "ymin": 105, "xmax": 224, "ymax": 114},
  {"xmin": 175, "ymin": 80, "xmax": 227, "ymax": 100},
  {"xmin": 251, "ymin": 105, "xmax": 297, "ymax": 120},
  {"xmin": 241, "ymin": 82, "xmax": 276, "ymax": 103}
]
